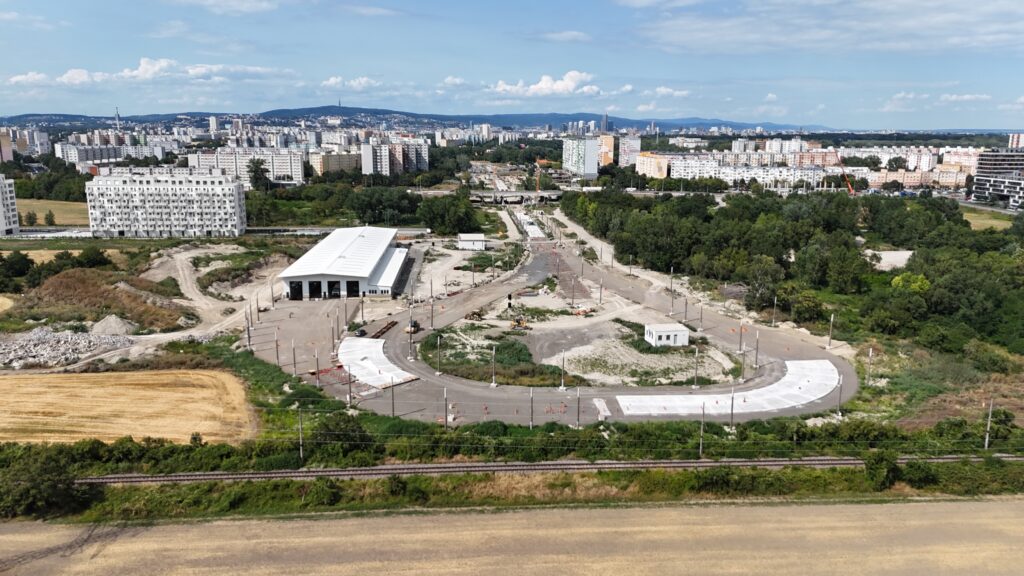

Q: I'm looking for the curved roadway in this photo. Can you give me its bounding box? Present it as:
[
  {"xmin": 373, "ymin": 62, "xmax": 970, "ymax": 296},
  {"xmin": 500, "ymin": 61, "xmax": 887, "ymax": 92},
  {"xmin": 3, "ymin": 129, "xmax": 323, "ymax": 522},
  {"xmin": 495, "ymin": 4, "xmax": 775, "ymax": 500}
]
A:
[{"xmin": 359, "ymin": 224, "xmax": 858, "ymax": 427}]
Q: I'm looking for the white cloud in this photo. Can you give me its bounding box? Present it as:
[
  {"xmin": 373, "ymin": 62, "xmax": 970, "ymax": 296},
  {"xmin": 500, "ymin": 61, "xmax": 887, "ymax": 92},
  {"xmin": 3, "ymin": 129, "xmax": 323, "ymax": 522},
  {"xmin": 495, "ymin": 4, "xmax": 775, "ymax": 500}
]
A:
[
  {"xmin": 637, "ymin": 102, "xmax": 656, "ymax": 112},
  {"xmin": 186, "ymin": 64, "xmax": 277, "ymax": 78},
  {"xmin": 7, "ymin": 72, "xmax": 48, "ymax": 85},
  {"xmin": 576, "ymin": 84, "xmax": 602, "ymax": 95},
  {"xmin": 343, "ymin": 5, "xmax": 402, "ymax": 16},
  {"xmin": 117, "ymin": 58, "xmax": 177, "ymax": 80},
  {"xmin": 490, "ymin": 70, "xmax": 595, "ymax": 97},
  {"xmin": 0, "ymin": 11, "xmax": 19, "ymax": 20},
  {"xmin": 618, "ymin": 84, "xmax": 634, "ymax": 94},
  {"xmin": 754, "ymin": 104, "xmax": 788, "ymax": 117},
  {"xmin": 542, "ymin": 30, "xmax": 591, "ymax": 42},
  {"xmin": 997, "ymin": 96, "xmax": 1024, "ymax": 111},
  {"xmin": 636, "ymin": 2, "xmax": 1024, "ymax": 54},
  {"xmin": 346, "ymin": 76, "xmax": 381, "ymax": 91},
  {"xmin": 321, "ymin": 76, "xmax": 382, "ymax": 90},
  {"xmin": 764, "ymin": 92, "xmax": 778, "ymax": 102},
  {"xmin": 443, "ymin": 75, "xmax": 466, "ymax": 86},
  {"xmin": 56, "ymin": 69, "xmax": 96, "ymax": 85},
  {"xmin": 881, "ymin": 91, "xmax": 929, "ymax": 112},
  {"xmin": 653, "ymin": 86, "xmax": 690, "ymax": 98},
  {"xmin": 939, "ymin": 93, "xmax": 991, "ymax": 102},
  {"xmin": 605, "ymin": 105, "xmax": 620, "ymax": 112},
  {"xmin": 169, "ymin": 0, "xmax": 278, "ymax": 14}
]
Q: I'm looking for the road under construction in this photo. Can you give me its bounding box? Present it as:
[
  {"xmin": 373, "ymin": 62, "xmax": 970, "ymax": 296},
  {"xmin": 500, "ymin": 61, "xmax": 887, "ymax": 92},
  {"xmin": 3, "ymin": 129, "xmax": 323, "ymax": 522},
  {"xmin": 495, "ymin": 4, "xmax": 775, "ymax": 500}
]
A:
[{"xmin": 251, "ymin": 209, "xmax": 859, "ymax": 428}]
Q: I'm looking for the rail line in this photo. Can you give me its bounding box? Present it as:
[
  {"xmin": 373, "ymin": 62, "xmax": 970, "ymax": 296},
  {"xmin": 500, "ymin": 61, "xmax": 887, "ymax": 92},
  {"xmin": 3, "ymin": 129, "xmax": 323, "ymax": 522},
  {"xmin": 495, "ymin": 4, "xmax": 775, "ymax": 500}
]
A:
[{"xmin": 77, "ymin": 455, "xmax": 1023, "ymax": 485}]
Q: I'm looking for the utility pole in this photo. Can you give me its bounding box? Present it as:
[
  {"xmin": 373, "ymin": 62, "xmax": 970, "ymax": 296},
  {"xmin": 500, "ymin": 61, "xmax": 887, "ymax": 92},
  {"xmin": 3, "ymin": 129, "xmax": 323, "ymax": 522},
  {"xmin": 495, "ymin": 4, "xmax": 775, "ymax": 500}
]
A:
[
  {"xmin": 738, "ymin": 320, "xmax": 744, "ymax": 353},
  {"xmin": 560, "ymin": 349, "xmax": 566, "ymax": 391},
  {"xmin": 314, "ymin": 349, "xmax": 320, "ymax": 387},
  {"xmin": 360, "ymin": 295, "xmax": 365, "ymax": 324},
  {"xmin": 347, "ymin": 370, "xmax": 353, "ymax": 407},
  {"xmin": 827, "ymin": 312, "xmax": 835, "ymax": 349},
  {"xmin": 730, "ymin": 387, "xmax": 735, "ymax": 428},
  {"xmin": 866, "ymin": 347, "xmax": 873, "ymax": 387},
  {"xmin": 343, "ymin": 297, "xmax": 348, "ymax": 330},
  {"xmin": 684, "ymin": 298, "xmax": 688, "ymax": 322},
  {"xmin": 435, "ymin": 334, "xmax": 442, "ymax": 375},
  {"xmin": 255, "ymin": 294, "xmax": 260, "ymax": 322},
  {"xmin": 274, "ymin": 328, "xmax": 280, "ymax": 366},
  {"xmin": 391, "ymin": 378, "xmax": 395, "ymax": 417},
  {"xmin": 699, "ymin": 306, "xmax": 704, "ymax": 332},
  {"xmin": 985, "ymin": 397, "xmax": 995, "ymax": 450},
  {"xmin": 430, "ymin": 297, "xmax": 435, "ymax": 330},
  {"xmin": 443, "ymin": 387, "xmax": 448, "ymax": 430},
  {"xmin": 570, "ymin": 278, "xmax": 576, "ymax": 307},
  {"xmin": 576, "ymin": 386, "xmax": 581, "ymax": 429},
  {"xmin": 754, "ymin": 330, "xmax": 760, "ymax": 370},
  {"xmin": 529, "ymin": 388, "xmax": 534, "ymax": 430},
  {"xmin": 693, "ymin": 348, "xmax": 699, "ymax": 386},
  {"xmin": 490, "ymin": 344, "xmax": 497, "ymax": 387},
  {"xmin": 244, "ymin": 308, "xmax": 251, "ymax": 350},
  {"xmin": 771, "ymin": 295, "xmax": 777, "ymax": 328},
  {"xmin": 268, "ymin": 279, "xmax": 275, "ymax": 310},
  {"xmin": 599, "ymin": 280, "xmax": 603, "ymax": 305},
  {"xmin": 699, "ymin": 403, "xmax": 705, "ymax": 458},
  {"xmin": 836, "ymin": 374, "xmax": 844, "ymax": 417},
  {"xmin": 669, "ymin": 266, "xmax": 674, "ymax": 315},
  {"xmin": 297, "ymin": 409, "xmax": 304, "ymax": 462},
  {"xmin": 291, "ymin": 338, "xmax": 296, "ymax": 377},
  {"xmin": 629, "ymin": 254, "xmax": 633, "ymax": 277}
]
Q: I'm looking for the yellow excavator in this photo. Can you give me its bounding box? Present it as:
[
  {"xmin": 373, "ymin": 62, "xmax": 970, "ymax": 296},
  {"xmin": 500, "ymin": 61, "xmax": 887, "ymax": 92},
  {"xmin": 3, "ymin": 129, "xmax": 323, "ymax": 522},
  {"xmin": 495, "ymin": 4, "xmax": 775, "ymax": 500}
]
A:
[{"xmin": 510, "ymin": 316, "xmax": 531, "ymax": 330}]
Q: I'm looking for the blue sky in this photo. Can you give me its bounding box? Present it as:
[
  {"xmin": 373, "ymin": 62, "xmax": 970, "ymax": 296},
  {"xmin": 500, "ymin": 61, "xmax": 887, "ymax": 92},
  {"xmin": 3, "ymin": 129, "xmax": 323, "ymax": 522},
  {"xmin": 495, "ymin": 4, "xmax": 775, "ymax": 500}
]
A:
[{"xmin": 2, "ymin": 0, "xmax": 1024, "ymax": 129}]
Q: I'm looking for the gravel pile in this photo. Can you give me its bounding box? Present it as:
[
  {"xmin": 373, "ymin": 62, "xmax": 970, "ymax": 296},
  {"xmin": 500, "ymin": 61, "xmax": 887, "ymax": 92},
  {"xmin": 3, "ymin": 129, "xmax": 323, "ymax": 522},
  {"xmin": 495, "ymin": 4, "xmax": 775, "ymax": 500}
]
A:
[
  {"xmin": 91, "ymin": 314, "xmax": 138, "ymax": 336},
  {"xmin": 0, "ymin": 327, "xmax": 134, "ymax": 368}
]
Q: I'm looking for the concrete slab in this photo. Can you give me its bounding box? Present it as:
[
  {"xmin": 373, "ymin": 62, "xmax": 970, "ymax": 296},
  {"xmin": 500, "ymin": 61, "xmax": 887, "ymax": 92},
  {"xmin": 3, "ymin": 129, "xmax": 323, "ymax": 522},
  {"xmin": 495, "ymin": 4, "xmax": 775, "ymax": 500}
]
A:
[
  {"xmin": 616, "ymin": 360, "xmax": 838, "ymax": 416},
  {"xmin": 338, "ymin": 337, "xmax": 417, "ymax": 389}
]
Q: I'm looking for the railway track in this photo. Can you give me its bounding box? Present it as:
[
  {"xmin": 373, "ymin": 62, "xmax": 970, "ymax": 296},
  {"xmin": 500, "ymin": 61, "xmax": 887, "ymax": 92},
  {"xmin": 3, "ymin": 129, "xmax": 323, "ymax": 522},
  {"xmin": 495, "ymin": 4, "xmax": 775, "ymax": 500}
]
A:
[{"xmin": 77, "ymin": 454, "xmax": 1023, "ymax": 485}]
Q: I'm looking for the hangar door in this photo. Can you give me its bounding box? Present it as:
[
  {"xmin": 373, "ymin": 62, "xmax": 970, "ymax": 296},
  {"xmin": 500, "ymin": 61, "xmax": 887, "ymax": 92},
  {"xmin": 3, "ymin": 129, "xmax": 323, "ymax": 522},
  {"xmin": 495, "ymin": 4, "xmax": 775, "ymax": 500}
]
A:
[
  {"xmin": 346, "ymin": 280, "xmax": 360, "ymax": 297},
  {"xmin": 327, "ymin": 281, "xmax": 341, "ymax": 299},
  {"xmin": 288, "ymin": 281, "xmax": 303, "ymax": 300}
]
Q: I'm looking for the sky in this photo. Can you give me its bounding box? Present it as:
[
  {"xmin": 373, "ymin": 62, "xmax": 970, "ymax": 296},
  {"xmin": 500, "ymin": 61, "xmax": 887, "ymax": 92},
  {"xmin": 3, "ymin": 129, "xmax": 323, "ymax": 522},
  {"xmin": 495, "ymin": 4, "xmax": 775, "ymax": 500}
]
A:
[{"xmin": 2, "ymin": 0, "xmax": 1024, "ymax": 129}]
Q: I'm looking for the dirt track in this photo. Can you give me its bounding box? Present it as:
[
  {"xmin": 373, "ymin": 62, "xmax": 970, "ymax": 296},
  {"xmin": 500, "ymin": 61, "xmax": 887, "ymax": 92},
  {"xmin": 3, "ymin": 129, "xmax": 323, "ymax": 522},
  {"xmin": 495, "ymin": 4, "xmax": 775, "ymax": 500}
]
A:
[
  {"xmin": 0, "ymin": 370, "xmax": 256, "ymax": 444},
  {"xmin": 1, "ymin": 499, "xmax": 1022, "ymax": 575}
]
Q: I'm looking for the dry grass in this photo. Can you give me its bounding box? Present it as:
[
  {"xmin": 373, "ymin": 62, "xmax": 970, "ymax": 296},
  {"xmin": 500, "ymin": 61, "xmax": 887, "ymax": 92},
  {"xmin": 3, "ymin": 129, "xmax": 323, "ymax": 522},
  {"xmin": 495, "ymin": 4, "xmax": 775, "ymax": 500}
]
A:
[
  {"xmin": 6, "ymin": 267, "xmax": 188, "ymax": 331},
  {"xmin": 0, "ymin": 370, "xmax": 257, "ymax": 444},
  {"xmin": 963, "ymin": 209, "xmax": 1013, "ymax": 231},
  {"xmin": 16, "ymin": 199, "xmax": 89, "ymax": 226},
  {"xmin": 0, "ymin": 295, "xmax": 14, "ymax": 314},
  {"xmin": 898, "ymin": 373, "xmax": 1024, "ymax": 429}
]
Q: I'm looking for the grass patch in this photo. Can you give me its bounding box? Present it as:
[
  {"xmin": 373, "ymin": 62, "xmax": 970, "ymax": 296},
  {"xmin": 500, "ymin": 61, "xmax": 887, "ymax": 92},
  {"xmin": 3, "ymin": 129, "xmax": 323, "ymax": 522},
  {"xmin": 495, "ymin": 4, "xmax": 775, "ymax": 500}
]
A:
[
  {"xmin": 961, "ymin": 206, "xmax": 1013, "ymax": 231},
  {"xmin": 16, "ymin": 199, "xmax": 89, "ymax": 226},
  {"xmin": 419, "ymin": 326, "xmax": 587, "ymax": 387}
]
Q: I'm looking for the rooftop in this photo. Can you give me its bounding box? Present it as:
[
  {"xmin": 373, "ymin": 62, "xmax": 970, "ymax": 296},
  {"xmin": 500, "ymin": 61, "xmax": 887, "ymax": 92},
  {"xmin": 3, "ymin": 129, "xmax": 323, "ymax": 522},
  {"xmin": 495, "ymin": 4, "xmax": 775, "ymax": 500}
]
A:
[{"xmin": 279, "ymin": 226, "xmax": 397, "ymax": 280}]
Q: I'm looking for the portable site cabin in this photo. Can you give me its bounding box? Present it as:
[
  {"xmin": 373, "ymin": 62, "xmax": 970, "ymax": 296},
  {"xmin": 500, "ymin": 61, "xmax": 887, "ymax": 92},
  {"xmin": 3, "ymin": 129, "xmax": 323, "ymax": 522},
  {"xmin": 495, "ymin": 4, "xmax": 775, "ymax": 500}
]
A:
[
  {"xmin": 644, "ymin": 323, "xmax": 690, "ymax": 348},
  {"xmin": 457, "ymin": 233, "xmax": 487, "ymax": 251}
]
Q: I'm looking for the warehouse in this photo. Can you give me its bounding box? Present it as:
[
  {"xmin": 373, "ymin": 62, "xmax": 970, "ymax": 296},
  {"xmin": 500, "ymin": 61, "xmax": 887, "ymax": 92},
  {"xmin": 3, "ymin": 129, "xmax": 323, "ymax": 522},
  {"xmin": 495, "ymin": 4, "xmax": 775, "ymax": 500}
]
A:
[{"xmin": 278, "ymin": 226, "xmax": 408, "ymax": 300}]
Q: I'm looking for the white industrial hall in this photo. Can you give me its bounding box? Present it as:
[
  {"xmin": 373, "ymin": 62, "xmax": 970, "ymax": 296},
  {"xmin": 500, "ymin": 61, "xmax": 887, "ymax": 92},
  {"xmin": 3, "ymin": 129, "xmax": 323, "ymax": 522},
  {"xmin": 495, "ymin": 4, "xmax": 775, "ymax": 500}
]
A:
[{"xmin": 277, "ymin": 226, "xmax": 409, "ymax": 300}]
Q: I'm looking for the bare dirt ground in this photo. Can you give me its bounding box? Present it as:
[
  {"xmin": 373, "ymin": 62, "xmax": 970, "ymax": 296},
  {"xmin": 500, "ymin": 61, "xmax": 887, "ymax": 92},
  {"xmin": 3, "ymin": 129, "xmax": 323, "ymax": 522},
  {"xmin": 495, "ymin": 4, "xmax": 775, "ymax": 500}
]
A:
[
  {"xmin": 0, "ymin": 294, "xmax": 14, "ymax": 314},
  {"xmin": 546, "ymin": 337, "xmax": 728, "ymax": 386},
  {"xmin": 0, "ymin": 370, "xmax": 256, "ymax": 444},
  {"xmin": 2, "ymin": 499, "xmax": 1023, "ymax": 575}
]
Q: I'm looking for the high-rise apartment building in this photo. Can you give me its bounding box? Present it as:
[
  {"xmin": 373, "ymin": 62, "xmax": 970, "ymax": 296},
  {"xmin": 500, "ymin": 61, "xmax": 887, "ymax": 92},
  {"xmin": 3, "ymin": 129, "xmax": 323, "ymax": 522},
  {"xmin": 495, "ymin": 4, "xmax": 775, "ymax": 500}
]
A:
[
  {"xmin": 85, "ymin": 168, "xmax": 246, "ymax": 238},
  {"xmin": 360, "ymin": 140, "xmax": 429, "ymax": 176},
  {"xmin": 598, "ymin": 135, "xmax": 615, "ymax": 167},
  {"xmin": 562, "ymin": 137, "xmax": 599, "ymax": 179},
  {"xmin": 1009, "ymin": 134, "xmax": 1024, "ymax": 149},
  {"xmin": 976, "ymin": 149, "xmax": 1024, "ymax": 178},
  {"xmin": 618, "ymin": 136, "xmax": 641, "ymax": 167},
  {"xmin": 188, "ymin": 148, "xmax": 306, "ymax": 187},
  {"xmin": 209, "ymin": 116, "xmax": 218, "ymax": 134},
  {"xmin": 0, "ymin": 176, "xmax": 18, "ymax": 236}
]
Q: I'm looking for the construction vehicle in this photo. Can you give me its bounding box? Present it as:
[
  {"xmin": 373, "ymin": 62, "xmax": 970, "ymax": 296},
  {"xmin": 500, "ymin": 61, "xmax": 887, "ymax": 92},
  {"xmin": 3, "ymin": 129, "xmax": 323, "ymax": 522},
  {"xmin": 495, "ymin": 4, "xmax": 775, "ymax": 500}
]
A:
[
  {"xmin": 510, "ymin": 316, "xmax": 531, "ymax": 330},
  {"xmin": 404, "ymin": 319, "xmax": 421, "ymax": 334}
]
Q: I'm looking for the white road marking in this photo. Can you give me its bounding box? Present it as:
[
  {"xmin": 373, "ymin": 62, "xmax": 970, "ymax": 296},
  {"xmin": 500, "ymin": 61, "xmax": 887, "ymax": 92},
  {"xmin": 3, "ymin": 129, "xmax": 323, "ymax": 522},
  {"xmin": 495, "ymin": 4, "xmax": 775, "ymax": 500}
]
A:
[{"xmin": 616, "ymin": 360, "xmax": 838, "ymax": 416}]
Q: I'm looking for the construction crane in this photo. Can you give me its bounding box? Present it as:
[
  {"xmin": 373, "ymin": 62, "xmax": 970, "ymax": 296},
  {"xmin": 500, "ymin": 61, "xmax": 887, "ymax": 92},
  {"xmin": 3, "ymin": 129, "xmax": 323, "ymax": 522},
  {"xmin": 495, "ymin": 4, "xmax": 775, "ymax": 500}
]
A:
[{"xmin": 833, "ymin": 150, "xmax": 857, "ymax": 196}]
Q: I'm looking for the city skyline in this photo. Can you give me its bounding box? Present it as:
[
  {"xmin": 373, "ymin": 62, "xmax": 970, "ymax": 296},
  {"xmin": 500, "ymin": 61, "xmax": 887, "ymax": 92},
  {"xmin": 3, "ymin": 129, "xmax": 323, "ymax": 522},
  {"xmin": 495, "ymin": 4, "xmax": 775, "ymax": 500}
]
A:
[{"xmin": 2, "ymin": 0, "xmax": 1024, "ymax": 129}]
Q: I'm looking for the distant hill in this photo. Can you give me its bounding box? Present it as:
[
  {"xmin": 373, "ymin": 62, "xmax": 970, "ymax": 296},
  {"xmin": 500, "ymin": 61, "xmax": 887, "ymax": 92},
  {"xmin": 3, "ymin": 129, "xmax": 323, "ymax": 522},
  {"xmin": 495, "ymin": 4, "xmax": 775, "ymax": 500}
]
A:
[{"xmin": 1, "ymin": 105, "xmax": 829, "ymax": 131}]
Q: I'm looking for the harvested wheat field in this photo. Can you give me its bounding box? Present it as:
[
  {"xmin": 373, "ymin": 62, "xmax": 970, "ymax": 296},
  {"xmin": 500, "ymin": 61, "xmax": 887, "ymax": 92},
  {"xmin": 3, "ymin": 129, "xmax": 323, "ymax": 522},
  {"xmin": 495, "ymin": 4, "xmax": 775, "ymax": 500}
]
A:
[{"xmin": 0, "ymin": 370, "xmax": 257, "ymax": 444}]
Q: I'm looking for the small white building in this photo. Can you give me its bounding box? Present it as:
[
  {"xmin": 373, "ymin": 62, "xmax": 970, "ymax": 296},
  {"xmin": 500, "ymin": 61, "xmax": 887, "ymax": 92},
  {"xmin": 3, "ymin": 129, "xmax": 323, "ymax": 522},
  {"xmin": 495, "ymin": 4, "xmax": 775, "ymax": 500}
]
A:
[
  {"xmin": 644, "ymin": 323, "xmax": 689, "ymax": 348},
  {"xmin": 457, "ymin": 233, "xmax": 487, "ymax": 251}
]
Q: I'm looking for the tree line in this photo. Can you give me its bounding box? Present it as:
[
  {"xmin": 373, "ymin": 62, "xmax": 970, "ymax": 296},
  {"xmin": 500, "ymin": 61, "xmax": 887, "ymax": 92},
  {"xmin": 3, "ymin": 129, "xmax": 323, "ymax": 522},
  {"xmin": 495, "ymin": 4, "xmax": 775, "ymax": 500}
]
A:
[{"xmin": 562, "ymin": 189, "xmax": 1024, "ymax": 362}]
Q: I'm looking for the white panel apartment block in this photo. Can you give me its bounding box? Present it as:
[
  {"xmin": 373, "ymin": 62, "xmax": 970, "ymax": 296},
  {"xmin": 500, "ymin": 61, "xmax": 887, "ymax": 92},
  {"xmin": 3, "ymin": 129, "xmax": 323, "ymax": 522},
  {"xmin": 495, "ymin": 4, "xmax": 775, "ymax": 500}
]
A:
[
  {"xmin": 0, "ymin": 178, "xmax": 18, "ymax": 236},
  {"xmin": 86, "ymin": 170, "xmax": 246, "ymax": 238}
]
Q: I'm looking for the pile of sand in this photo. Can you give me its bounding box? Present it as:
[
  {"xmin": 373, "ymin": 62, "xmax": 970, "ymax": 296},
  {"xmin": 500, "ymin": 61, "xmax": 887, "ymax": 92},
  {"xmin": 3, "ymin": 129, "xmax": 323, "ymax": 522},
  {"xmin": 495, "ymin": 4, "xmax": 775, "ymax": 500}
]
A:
[{"xmin": 91, "ymin": 314, "xmax": 138, "ymax": 336}]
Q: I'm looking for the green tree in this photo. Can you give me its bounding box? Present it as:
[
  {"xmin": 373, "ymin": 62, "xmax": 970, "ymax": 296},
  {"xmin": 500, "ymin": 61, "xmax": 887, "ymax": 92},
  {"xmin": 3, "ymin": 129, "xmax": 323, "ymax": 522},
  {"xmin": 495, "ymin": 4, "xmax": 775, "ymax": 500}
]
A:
[
  {"xmin": 0, "ymin": 448, "xmax": 97, "ymax": 518},
  {"xmin": 24, "ymin": 210, "xmax": 37, "ymax": 226},
  {"xmin": 740, "ymin": 255, "xmax": 785, "ymax": 310},
  {"xmin": 311, "ymin": 412, "xmax": 380, "ymax": 464},
  {"xmin": 247, "ymin": 158, "xmax": 271, "ymax": 192},
  {"xmin": 76, "ymin": 246, "xmax": 112, "ymax": 268},
  {"xmin": 44, "ymin": 210, "xmax": 56, "ymax": 226},
  {"xmin": 3, "ymin": 250, "xmax": 34, "ymax": 276},
  {"xmin": 416, "ymin": 193, "xmax": 480, "ymax": 235},
  {"xmin": 881, "ymin": 180, "xmax": 904, "ymax": 192},
  {"xmin": 886, "ymin": 156, "xmax": 909, "ymax": 171}
]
